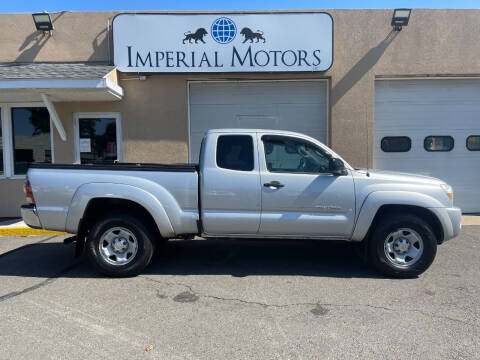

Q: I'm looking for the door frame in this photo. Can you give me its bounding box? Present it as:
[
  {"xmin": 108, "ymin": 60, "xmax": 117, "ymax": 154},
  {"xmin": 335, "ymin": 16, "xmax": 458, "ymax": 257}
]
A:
[
  {"xmin": 187, "ymin": 78, "xmax": 330, "ymax": 163},
  {"xmin": 73, "ymin": 112, "xmax": 122, "ymax": 164}
]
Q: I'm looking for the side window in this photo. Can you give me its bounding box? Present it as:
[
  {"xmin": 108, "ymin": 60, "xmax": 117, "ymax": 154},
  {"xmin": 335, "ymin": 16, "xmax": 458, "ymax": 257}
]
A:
[
  {"xmin": 12, "ymin": 107, "xmax": 51, "ymax": 175},
  {"xmin": 466, "ymin": 136, "xmax": 480, "ymax": 151},
  {"xmin": 381, "ymin": 136, "xmax": 411, "ymax": 152},
  {"xmin": 424, "ymin": 136, "xmax": 454, "ymax": 152},
  {"xmin": 262, "ymin": 136, "xmax": 331, "ymax": 173},
  {"xmin": 216, "ymin": 135, "xmax": 254, "ymax": 171}
]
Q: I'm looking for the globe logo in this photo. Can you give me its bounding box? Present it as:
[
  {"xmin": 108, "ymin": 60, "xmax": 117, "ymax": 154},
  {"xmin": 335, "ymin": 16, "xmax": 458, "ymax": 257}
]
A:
[{"xmin": 211, "ymin": 17, "xmax": 237, "ymax": 44}]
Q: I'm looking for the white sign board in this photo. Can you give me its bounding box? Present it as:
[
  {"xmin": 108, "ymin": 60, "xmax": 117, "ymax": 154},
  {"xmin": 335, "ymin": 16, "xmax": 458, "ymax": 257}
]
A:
[
  {"xmin": 79, "ymin": 138, "xmax": 91, "ymax": 153},
  {"xmin": 113, "ymin": 13, "xmax": 333, "ymax": 73}
]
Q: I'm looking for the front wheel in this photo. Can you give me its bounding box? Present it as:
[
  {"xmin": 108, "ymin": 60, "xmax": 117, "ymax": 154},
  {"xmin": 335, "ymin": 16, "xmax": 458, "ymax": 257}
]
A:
[
  {"xmin": 86, "ymin": 212, "xmax": 156, "ymax": 277},
  {"xmin": 368, "ymin": 214, "xmax": 437, "ymax": 278}
]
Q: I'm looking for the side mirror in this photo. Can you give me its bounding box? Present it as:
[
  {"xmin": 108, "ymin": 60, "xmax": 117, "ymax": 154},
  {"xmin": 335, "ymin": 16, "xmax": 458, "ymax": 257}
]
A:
[{"xmin": 329, "ymin": 158, "xmax": 347, "ymax": 176}]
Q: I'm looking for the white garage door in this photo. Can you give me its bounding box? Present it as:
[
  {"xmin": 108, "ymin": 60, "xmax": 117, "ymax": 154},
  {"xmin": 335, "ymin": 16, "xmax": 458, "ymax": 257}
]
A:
[
  {"xmin": 374, "ymin": 79, "xmax": 480, "ymax": 213},
  {"xmin": 189, "ymin": 80, "xmax": 328, "ymax": 162}
]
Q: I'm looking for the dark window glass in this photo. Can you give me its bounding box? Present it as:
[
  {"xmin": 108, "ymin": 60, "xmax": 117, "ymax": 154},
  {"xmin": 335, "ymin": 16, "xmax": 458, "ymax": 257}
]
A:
[
  {"xmin": 262, "ymin": 136, "xmax": 331, "ymax": 173},
  {"xmin": 79, "ymin": 118, "xmax": 118, "ymax": 164},
  {"xmin": 424, "ymin": 136, "xmax": 454, "ymax": 152},
  {"xmin": 381, "ymin": 136, "xmax": 411, "ymax": 152},
  {"xmin": 216, "ymin": 135, "xmax": 254, "ymax": 171},
  {"xmin": 466, "ymin": 136, "xmax": 480, "ymax": 151},
  {"xmin": 11, "ymin": 107, "xmax": 51, "ymax": 175},
  {"xmin": 0, "ymin": 111, "xmax": 3, "ymax": 175}
]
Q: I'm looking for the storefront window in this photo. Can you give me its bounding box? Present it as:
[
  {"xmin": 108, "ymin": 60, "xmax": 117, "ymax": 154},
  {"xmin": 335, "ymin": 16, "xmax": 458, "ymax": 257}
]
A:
[
  {"xmin": 79, "ymin": 118, "xmax": 118, "ymax": 164},
  {"xmin": 11, "ymin": 107, "xmax": 51, "ymax": 175}
]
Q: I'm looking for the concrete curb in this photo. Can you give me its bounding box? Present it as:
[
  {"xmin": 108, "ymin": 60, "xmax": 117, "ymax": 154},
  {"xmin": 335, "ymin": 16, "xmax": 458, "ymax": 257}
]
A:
[
  {"xmin": 0, "ymin": 219, "xmax": 67, "ymax": 237},
  {"xmin": 0, "ymin": 228, "xmax": 67, "ymax": 237}
]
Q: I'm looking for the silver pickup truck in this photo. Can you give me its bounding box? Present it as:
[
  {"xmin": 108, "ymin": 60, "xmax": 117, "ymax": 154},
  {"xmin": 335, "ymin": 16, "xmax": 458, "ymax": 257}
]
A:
[{"xmin": 21, "ymin": 129, "xmax": 461, "ymax": 277}]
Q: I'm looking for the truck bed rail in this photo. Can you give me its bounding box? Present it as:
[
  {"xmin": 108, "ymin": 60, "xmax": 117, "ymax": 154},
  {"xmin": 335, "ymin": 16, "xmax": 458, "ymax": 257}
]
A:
[{"xmin": 28, "ymin": 162, "xmax": 198, "ymax": 172}]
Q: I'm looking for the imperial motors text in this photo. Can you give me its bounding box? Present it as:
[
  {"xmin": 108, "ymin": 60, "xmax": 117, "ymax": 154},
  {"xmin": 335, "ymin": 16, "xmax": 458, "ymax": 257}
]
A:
[{"xmin": 126, "ymin": 45, "xmax": 323, "ymax": 69}]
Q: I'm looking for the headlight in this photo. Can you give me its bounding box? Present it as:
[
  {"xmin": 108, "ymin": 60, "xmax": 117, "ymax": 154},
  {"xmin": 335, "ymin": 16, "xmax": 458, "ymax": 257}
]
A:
[{"xmin": 440, "ymin": 184, "xmax": 453, "ymax": 201}]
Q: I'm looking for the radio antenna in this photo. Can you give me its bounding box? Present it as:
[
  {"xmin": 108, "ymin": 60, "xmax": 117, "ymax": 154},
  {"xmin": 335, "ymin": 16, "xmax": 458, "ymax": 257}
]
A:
[{"xmin": 365, "ymin": 106, "xmax": 370, "ymax": 177}]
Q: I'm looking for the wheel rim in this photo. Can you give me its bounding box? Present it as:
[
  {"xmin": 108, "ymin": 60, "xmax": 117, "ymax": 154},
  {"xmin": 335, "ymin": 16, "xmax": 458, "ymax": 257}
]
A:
[
  {"xmin": 98, "ymin": 227, "xmax": 138, "ymax": 266},
  {"xmin": 383, "ymin": 228, "xmax": 424, "ymax": 267}
]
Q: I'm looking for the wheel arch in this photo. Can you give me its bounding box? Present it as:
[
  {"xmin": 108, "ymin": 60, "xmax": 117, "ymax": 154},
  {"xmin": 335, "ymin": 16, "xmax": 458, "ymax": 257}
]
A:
[
  {"xmin": 80, "ymin": 197, "xmax": 164, "ymax": 241},
  {"xmin": 66, "ymin": 183, "xmax": 175, "ymax": 238},
  {"xmin": 365, "ymin": 204, "xmax": 444, "ymax": 244},
  {"xmin": 352, "ymin": 191, "xmax": 446, "ymax": 244}
]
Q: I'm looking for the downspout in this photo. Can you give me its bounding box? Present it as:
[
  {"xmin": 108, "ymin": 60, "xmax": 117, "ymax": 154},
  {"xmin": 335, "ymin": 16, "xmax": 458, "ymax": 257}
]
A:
[{"xmin": 41, "ymin": 93, "xmax": 67, "ymax": 141}]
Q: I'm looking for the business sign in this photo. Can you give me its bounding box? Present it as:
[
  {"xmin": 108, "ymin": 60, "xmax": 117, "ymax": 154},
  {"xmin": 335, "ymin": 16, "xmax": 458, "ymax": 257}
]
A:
[{"xmin": 113, "ymin": 13, "xmax": 333, "ymax": 73}]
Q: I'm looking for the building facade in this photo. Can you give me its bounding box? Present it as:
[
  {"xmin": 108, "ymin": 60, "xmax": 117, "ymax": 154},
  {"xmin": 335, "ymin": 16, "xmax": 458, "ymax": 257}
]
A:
[{"xmin": 0, "ymin": 9, "xmax": 479, "ymax": 216}]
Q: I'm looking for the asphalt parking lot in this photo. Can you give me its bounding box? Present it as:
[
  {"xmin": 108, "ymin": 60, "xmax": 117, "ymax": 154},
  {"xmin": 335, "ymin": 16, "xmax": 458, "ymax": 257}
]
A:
[{"xmin": 0, "ymin": 227, "xmax": 479, "ymax": 360}]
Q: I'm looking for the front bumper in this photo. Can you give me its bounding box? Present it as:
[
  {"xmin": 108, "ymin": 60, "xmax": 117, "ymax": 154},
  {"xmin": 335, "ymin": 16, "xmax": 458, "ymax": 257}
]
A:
[
  {"xmin": 20, "ymin": 204, "xmax": 42, "ymax": 229},
  {"xmin": 429, "ymin": 206, "xmax": 462, "ymax": 243}
]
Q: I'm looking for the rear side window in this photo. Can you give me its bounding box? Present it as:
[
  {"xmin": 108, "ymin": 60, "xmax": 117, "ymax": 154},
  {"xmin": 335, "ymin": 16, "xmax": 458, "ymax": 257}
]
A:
[
  {"xmin": 466, "ymin": 136, "xmax": 480, "ymax": 151},
  {"xmin": 381, "ymin": 136, "xmax": 411, "ymax": 152},
  {"xmin": 424, "ymin": 136, "xmax": 454, "ymax": 152},
  {"xmin": 216, "ymin": 135, "xmax": 254, "ymax": 171}
]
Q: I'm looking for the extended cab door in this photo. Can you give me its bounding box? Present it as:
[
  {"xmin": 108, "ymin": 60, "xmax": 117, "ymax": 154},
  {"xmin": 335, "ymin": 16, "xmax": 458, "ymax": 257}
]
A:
[
  {"xmin": 200, "ymin": 132, "xmax": 261, "ymax": 235},
  {"xmin": 258, "ymin": 134, "xmax": 355, "ymax": 238}
]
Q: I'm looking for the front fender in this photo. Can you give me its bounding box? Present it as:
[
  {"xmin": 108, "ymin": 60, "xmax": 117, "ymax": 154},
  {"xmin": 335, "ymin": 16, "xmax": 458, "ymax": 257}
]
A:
[
  {"xmin": 65, "ymin": 183, "xmax": 175, "ymax": 237},
  {"xmin": 351, "ymin": 191, "xmax": 445, "ymax": 241}
]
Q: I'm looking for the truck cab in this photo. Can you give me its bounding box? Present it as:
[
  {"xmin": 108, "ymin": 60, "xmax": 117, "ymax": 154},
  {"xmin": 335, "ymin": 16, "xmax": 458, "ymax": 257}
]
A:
[{"xmin": 200, "ymin": 129, "xmax": 355, "ymax": 238}]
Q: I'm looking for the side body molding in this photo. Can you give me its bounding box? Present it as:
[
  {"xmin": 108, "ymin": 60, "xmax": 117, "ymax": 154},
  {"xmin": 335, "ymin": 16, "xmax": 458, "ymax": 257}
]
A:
[
  {"xmin": 351, "ymin": 191, "xmax": 446, "ymax": 241},
  {"xmin": 65, "ymin": 183, "xmax": 175, "ymax": 237}
]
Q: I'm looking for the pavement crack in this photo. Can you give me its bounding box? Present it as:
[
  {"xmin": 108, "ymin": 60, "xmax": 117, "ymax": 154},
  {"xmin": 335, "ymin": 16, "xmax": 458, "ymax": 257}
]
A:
[
  {"xmin": 140, "ymin": 275, "xmax": 476, "ymax": 326},
  {"xmin": 401, "ymin": 308, "xmax": 474, "ymax": 327}
]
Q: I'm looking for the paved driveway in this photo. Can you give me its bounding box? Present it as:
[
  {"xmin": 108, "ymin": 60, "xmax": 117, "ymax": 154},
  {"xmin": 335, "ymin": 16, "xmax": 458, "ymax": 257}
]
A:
[{"xmin": 0, "ymin": 228, "xmax": 479, "ymax": 359}]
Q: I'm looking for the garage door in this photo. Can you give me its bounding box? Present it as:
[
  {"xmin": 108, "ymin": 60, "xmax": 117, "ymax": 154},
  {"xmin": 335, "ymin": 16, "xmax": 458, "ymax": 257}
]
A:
[
  {"xmin": 188, "ymin": 80, "xmax": 328, "ymax": 162},
  {"xmin": 374, "ymin": 79, "xmax": 480, "ymax": 213}
]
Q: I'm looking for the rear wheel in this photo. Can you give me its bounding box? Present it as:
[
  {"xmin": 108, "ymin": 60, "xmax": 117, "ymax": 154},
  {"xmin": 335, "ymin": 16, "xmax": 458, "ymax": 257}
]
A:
[
  {"xmin": 368, "ymin": 214, "xmax": 437, "ymax": 278},
  {"xmin": 86, "ymin": 212, "xmax": 156, "ymax": 277}
]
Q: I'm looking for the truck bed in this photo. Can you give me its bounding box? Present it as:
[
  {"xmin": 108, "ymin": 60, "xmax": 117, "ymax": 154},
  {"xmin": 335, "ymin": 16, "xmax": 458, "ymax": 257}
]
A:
[{"xmin": 26, "ymin": 162, "xmax": 199, "ymax": 234}]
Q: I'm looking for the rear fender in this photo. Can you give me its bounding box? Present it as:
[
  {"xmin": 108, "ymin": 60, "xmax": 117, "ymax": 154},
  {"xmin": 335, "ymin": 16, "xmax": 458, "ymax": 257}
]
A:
[{"xmin": 65, "ymin": 183, "xmax": 175, "ymax": 237}]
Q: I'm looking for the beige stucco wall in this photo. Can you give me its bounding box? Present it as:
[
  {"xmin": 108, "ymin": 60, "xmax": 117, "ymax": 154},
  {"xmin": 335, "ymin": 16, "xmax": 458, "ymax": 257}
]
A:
[
  {"xmin": 0, "ymin": 11, "xmax": 114, "ymax": 63},
  {"xmin": 0, "ymin": 179, "xmax": 24, "ymax": 217},
  {"xmin": 1, "ymin": 9, "xmax": 480, "ymax": 217}
]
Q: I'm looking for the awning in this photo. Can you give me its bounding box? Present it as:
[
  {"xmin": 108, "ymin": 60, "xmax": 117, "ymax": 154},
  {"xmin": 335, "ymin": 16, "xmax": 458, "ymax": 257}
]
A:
[
  {"xmin": 0, "ymin": 63, "xmax": 124, "ymax": 141},
  {"xmin": 0, "ymin": 63, "xmax": 123, "ymax": 102}
]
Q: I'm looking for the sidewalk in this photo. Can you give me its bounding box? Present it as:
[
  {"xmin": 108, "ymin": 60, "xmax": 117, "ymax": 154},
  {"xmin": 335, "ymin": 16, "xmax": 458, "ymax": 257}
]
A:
[
  {"xmin": 0, "ymin": 218, "xmax": 66, "ymax": 236},
  {"xmin": 462, "ymin": 215, "xmax": 480, "ymax": 226}
]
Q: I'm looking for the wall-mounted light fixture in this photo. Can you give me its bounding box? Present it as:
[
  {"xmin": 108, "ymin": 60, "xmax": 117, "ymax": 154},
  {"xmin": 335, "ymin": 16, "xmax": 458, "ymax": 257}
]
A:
[
  {"xmin": 32, "ymin": 12, "xmax": 54, "ymax": 32},
  {"xmin": 391, "ymin": 8, "xmax": 411, "ymax": 31}
]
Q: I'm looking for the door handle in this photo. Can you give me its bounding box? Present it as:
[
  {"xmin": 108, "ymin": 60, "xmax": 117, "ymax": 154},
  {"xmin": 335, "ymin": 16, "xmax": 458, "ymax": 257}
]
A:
[{"xmin": 263, "ymin": 181, "xmax": 284, "ymax": 189}]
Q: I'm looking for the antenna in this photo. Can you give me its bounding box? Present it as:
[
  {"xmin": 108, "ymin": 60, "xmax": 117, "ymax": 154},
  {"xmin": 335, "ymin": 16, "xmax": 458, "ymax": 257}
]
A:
[{"xmin": 365, "ymin": 106, "xmax": 370, "ymax": 177}]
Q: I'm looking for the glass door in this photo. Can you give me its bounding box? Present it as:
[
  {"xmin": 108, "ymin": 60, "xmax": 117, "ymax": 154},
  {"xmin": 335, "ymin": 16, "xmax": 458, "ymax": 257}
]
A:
[{"xmin": 74, "ymin": 113, "xmax": 121, "ymax": 164}]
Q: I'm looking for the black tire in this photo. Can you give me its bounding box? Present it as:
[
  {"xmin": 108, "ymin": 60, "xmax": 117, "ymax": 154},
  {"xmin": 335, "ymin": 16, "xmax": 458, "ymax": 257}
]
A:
[
  {"xmin": 368, "ymin": 214, "xmax": 437, "ymax": 278},
  {"xmin": 86, "ymin": 212, "xmax": 156, "ymax": 277}
]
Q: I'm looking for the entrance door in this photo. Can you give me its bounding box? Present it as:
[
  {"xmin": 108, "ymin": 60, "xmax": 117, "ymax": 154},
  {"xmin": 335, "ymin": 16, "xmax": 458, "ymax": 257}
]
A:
[
  {"xmin": 258, "ymin": 134, "xmax": 356, "ymax": 238},
  {"xmin": 74, "ymin": 113, "xmax": 122, "ymax": 164}
]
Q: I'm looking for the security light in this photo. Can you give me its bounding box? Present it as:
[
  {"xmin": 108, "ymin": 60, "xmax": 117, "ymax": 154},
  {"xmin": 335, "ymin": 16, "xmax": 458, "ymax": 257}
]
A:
[
  {"xmin": 32, "ymin": 12, "xmax": 53, "ymax": 31},
  {"xmin": 391, "ymin": 8, "xmax": 411, "ymax": 31}
]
